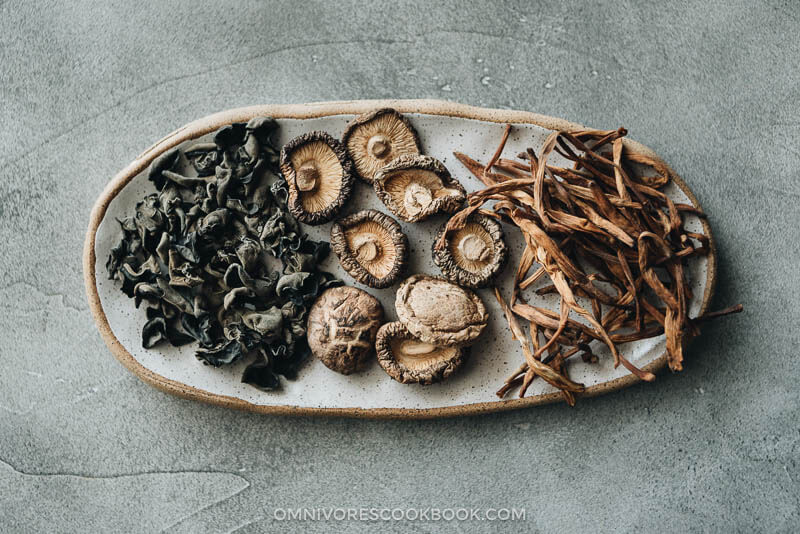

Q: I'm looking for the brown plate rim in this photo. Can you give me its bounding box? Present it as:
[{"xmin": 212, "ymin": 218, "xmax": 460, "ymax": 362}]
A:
[{"xmin": 83, "ymin": 99, "xmax": 717, "ymax": 419}]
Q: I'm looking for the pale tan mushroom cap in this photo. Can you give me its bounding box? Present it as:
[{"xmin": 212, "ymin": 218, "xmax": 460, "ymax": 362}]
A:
[
  {"xmin": 343, "ymin": 109, "xmax": 421, "ymax": 183},
  {"xmin": 289, "ymin": 140, "xmax": 342, "ymax": 214},
  {"xmin": 376, "ymin": 321, "xmax": 468, "ymax": 385},
  {"xmin": 346, "ymin": 221, "xmax": 398, "ymax": 278},
  {"xmin": 280, "ymin": 131, "xmax": 354, "ymax": 225},
  {"xmin": 395, "ymin": 274, "xmax": 488, "ymax": 347},
  {"xmin": 454, "ymin": 225, "xmax": 492, "ymax": 263},
  {"xmin": 307, "ymin": 286, "xmax": 384, "ymax": 375},
  {"xmin": 330, "ymin": 209, "xmax": 409, "ymax": 288},
  {"xmin": 373, "ymin": 155, "xmax": 466, "ymax": 223},
  {"xmin": 433, "ymin": 214, "xmax": 508, "ymax": 288}
]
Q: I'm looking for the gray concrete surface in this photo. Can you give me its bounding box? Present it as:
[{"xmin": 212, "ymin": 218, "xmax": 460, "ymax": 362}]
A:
[{"xmin": 0, "ymin": 0, "xmax": 797, "ymax": 532}]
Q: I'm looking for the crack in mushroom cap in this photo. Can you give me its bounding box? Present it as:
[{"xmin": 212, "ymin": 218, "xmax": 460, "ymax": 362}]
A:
[
  {"xmin": 433, "ymin": 214, "xmax": 508, "ymax": 288},
  {"xmin": 306, "ymin": 286, "xmax": 384, "ymax": 375},
  {"xmin": 330, "ymin": 209, "xmax": 409, "ymax": 288},
  {"xmin": 395, "ymin": 274, "xmax": 488, "ymax": 347},
  {"xmin": 376, "ymin": 321, "xmax": 468, "ymax": 384},
  {"xmin": 280, "ymin": 131, "xmax": 354, "ymax": 225},
  {"xmin": 342, "ymin": 108, "xmax": 421, "ymax": 184},
  {"xmin": 373, "ymin": 154, "xmax": 466, "ymax": 223}
]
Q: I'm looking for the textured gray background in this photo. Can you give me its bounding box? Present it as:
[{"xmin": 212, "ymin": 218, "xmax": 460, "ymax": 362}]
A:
[{"xmin": 0, "ymin": 0, "xmax": 796, "ymax": 532}]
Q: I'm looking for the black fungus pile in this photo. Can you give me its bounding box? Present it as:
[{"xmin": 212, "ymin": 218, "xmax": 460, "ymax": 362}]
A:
[{"xmin": 106, "ymin": 118, "xmax": 341, "ymax": 390}]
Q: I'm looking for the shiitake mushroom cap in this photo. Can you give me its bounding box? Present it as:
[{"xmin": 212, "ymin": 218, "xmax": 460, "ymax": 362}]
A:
[
  {"xmin": 280, "ymin": 131, "xmax": 355, "ymax": 225},
  {"xmin": 306, "ymin": 286, "xmax": 384, "ymax": 375},
  {"xmin": 376, "ymin": 321, "xmax": 468, "ymax": 385},
  {"xmin": 432, "ymin": 213, "xmax": 508, "ymax": 288},
  {"xmin": 373, "ymin": 154, "xmax": 466, "ymax": 223},
  {"xmin": 342, "ymin": 108, "xmax": 421, "ymax": 184},
  {"xmin": 330, "ymin": 209, "xmax": 409, "ymax": 289},
  {"xmin": 395, "ymin": 274, "xmax": 488, "ymax": 347}
]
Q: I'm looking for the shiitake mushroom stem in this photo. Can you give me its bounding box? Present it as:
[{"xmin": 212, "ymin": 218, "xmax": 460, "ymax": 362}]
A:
[
  {"xmin": 398, "ymin": 339, "xmax": 438, "ymax": 355},
  {"xmin": 403, "ymin": 183, "xmax": 433, "ymax": 216},
  {"xmin": 458, "ymin": 234, "xmax": 490, "ymax": 262},
  {"xmin": 296, "ymin": 162, "xmax": 319, "ymax": 192},
  {"xmin": 367, "ymin": 134, "xmax": 391, "ymax": 158},
  {"xmin": 351, "ymin": 234, "xmax": 382, "ymax": 262}
]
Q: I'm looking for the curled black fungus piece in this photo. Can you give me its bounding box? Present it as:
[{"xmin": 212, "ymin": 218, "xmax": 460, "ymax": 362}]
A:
[
  {"xmin": 107, "ymin": 117, "xmax": 342, "ymax": 390},
  {"xmin": 148, "ymin": 148, "xmax": 181, "ymax": 190},
  {"xmin": 330, "ymin": 209, "xmax": 409, "ymax": 288},
  {"xmin": 242, "ymin": 360, "xmax": 281, "ymax": 391},
  {"xmin": 279, "ymin": 131, "xmax": 355, "ymax": 225}
]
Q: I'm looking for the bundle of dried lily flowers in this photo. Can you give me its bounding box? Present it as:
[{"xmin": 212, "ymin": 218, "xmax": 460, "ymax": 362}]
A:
[{"xmin": 436, "ymin": 125, "xmax": 741, "ymax": 405}]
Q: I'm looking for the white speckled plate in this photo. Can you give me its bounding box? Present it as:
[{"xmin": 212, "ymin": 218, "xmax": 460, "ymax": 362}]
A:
[{"xmin": 83, "ymin": 100, "xmax": 715, "ymax": 418}]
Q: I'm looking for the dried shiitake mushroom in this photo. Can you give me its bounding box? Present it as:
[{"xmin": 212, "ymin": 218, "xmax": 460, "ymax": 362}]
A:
[
  {"xmin": 280, "ymin": 131, "xmax": 354, "ymax": 225},
  {"xmin": 376, "ymin": 322, "xmax": 468, "ymax": 385},
  {"xmin": 395, "ymin": 274, "xmax": 488, "ymax": 347},
  {"xmin": 373, "ymin": 154, "xmax": 466, "ymax": 223},
  {"xmin": 433, "ymin": 213, "xmax": 508, "ymax": 288},
  {"xmin": 307, "ymin": 286, "xmax": 384, "ymax": 375},
  {"xmin": 342, "ymin": 108, "xmax": 421, "ymax": 184},
  {"xmin": 330, "ymin": 209, "xmax": 408, "ymax": 288}
]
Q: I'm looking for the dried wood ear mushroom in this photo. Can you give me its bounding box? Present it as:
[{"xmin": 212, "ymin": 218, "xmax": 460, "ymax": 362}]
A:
[
  {"xmin": 280, "ymin": 131, "xmax": 355, "ymax": 225},
  {"xmin": 330, "ymin": 209, "xmax": 409, "ymax": 288},
  {"xmin": 376, "ymin": 322, "xmax": 468, "ymax": 385},
  {"xmin": 107, "ymin": 117, "xmax": 343, "ymax": 391},
  {"xmin": 307, "ymin": 286, "xmax": 384, "ymax": 374},
  {"xmin": 342, "ymin": 108, "xmax": 421, "ymax": 184},
  {"xmin": 373, "ymin": 154, "xmax": 466, "ymax": 223},
  {"xmin": 433, "ymin": 213, "xmax": 508, "ymax": 288},
  {"xmin": 395, "ymin": 274, "xmax": 488, "ymax": 347}
]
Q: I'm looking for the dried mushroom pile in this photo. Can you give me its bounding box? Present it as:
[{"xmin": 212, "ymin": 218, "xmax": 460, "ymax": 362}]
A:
[
  {"xmin": 107, "ymin": 118, "xmax": 341, "ymax": 390},
  {"xmin": 295, "ymin": 109, "xmax": 491, "ymax": 385},
  {"xmin": 107, "ymin": 108, "xmax": 490, "ymax": 392}
]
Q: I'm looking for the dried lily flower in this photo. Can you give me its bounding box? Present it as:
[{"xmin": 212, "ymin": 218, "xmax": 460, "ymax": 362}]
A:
[{"xmin": 439, "ymin": 124, "xmax": 742, "ymax": 403}]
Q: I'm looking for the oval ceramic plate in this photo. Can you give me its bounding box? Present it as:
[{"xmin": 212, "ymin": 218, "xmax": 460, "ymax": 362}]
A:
[{"xmin": 83, "ymin": 99, "xmax": 716, "ymax": 419}]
